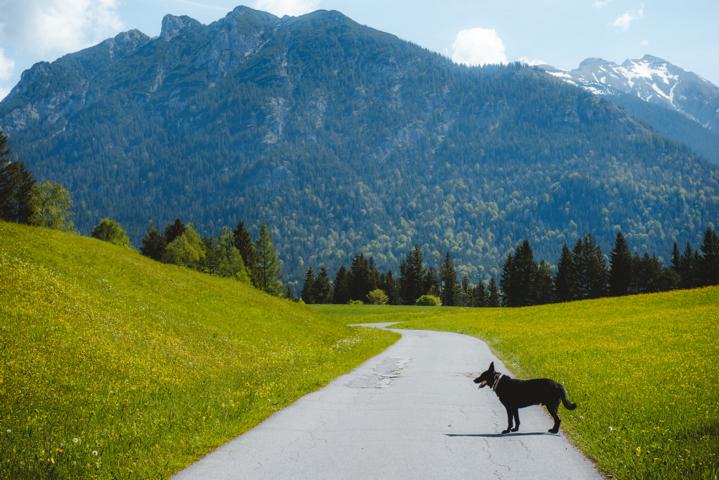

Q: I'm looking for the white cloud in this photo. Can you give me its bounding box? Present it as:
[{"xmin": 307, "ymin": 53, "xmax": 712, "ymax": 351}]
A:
[
  {"xmin": 0, "ymin": 48, "xmax": 15, "ymax": 81},
  {"xmin": 610, "ymin": 2, "xmax": 645, "ymax": 31},
  {"xmin": 640, "ymin": 39, "xmax": 649, "ymax": 47},
  {"xmin": 252, "ymin": 0, "xmax": 319, "ymax": 16},
  {"xmin": 0, "ymin": 0, "xmax": 124, "ymax": 58},
  {"xmin": 0, "ymin": 86, "xmax": 8, "ymax": 101},
  {"xmin": 592, "ymin": 0, "xmax": 613, "ymax": 8},
  {"xmin": 517, "ymin": 56, "xmax": 547, "ymax": 66},
  {"xmin": 451, "ymin": 27, "xmax": 507, "ymax": 67}
]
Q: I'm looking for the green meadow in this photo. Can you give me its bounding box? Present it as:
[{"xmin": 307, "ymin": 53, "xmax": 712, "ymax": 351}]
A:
[
  {"xmin": 313, "ymin": 289, "xmax": 719, "ymax": 480},
  {"xmin": 0, "ymin": 222, "xmax": 398, "ymax": 479}
]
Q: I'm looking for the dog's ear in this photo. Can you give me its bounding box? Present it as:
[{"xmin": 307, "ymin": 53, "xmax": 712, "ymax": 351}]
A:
[{"xmin": 489, "ymin": 361, "xmax": 495, "ymax": 372}]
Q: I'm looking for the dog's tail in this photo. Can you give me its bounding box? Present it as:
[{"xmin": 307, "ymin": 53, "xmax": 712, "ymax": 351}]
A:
[{"xmin": 561, "ymin": 387, "xmax": 577, "ymax": 410}]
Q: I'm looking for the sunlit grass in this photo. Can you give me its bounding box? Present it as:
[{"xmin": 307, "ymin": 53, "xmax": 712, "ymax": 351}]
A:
[
  {"xmin": 0, "ymin": 222, "xmax": 398, "ymax": 479},
  {"xmin": 312, "ymin": 289, "xmax": 719, "ymax": 480}
]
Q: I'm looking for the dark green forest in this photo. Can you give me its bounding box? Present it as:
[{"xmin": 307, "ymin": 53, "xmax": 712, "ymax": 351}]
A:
[{"xmin": 1, "ymin": 7, "xmax": 717, "ymax": 285}]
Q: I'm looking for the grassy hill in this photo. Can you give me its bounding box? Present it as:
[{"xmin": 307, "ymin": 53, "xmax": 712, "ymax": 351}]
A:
[
  {"xmin": 312, "ymin": 289, "xmax": 719, "ymax": 480},
  {"xmin": 0, "ymin": 222, "xmax": 398, "ymax": 479}
]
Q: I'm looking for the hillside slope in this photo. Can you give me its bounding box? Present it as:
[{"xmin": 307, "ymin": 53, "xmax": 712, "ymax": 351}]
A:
[
  {"xmin": 1, "ymin": 7, "xmax": 718, "ymax": 282},
  {"xmin": 0, "ymin": 221, "xmax": 397, "ymax": 479}
]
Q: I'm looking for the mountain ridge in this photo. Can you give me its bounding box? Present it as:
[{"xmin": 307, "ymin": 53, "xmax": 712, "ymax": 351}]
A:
[{"xmin": 1, "ymin": 7, "xmax": 718, "ymax": 284}]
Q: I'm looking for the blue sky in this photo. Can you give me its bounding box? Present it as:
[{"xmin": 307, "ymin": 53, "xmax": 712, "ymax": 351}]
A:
[{"xmin": 0, "ymin": 0, "xmax": 717, "ymax": 99}]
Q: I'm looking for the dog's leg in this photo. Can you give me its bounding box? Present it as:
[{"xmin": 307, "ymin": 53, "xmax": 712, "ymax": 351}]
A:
[
  {"xmin": 501, "ymin": 406, "xmax": 513, "ymax": 434},
  {"xmin": 510, "ymin": 408, "xmax": 520, "ymax": 432},
  {"xmin": 546, "ymin": 401, "xmax": 561, "ymax": 433}
]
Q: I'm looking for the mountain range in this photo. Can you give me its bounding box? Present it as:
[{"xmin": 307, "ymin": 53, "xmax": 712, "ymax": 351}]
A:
[
  {"xmin": 540, "ymin": 56, "xmax": 719, "ymax": 165},
  {"xmin": 1, "ymin": 6, "xmax": 717, "ymax": 285}
]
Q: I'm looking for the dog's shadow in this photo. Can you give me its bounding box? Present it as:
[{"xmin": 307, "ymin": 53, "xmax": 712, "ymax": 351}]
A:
[{"xmin": 445, "ymin": 432, "xmax": 557, "ymax": 438}]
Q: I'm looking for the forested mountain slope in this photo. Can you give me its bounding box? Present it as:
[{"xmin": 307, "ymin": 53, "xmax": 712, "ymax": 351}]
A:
[{"xmin": 1, "ymin": 6, "xmax": 717, "ymax": 283}]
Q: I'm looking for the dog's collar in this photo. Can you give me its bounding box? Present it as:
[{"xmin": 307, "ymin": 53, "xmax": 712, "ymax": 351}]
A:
[{"xmin": 492, "ymin": 373, "xmax": 504, "ymax": 391}]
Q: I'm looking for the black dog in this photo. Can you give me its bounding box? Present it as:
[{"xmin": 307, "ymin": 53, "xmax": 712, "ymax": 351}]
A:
[{"xmin": 474, "ymin": 362, "xmax": 576, "ymax": 434}]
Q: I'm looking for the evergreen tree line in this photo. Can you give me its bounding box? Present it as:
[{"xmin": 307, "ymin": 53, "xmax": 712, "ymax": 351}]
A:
[
  {"xmin": 301, "ymin": 247, "xmax": 501, "ymax": 306},
  {"xmin": 302, "ymin": 228, "xmax": 718, "ymax": 307},
  {"xmin": 140, "ymin": 219, "xmax": 286, "ymax": 296},
  {"xmin": 502, "ymin": 230, "xmax": 719, "ymax": 307}
]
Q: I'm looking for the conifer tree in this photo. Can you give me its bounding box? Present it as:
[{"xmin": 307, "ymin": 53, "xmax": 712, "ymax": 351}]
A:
[
  {"xmin": 0, "ymin": 131, "xmax": 35, "ymax": 224},
  {"xmin": 141, "ymin": 224, "xmax": 166, "ymax": 260},
  {"xmin": 439, "ymin": 252, "xmax": 458, "ymax": 306},
  {"xmin": 164, "ymin": 218, "xmax": 186, "ymax": 244},
  {"xmin": 533, "ymin": 261, "xmax": 554, "ymax": 304},
  {"xmin": 609, "ymin": 232, "xmax": 632, "ymax": 296},
  {"xmin": 301, "ymin": 267, "xmax": 315, "ymax": 303},
  {"xmin": 349, "ymin": 254, "xmax": 372, "ymax": 301},
  {"xmin": 554, "ymin": 244, "xmax": 578, "ymax": 302},
  {"xmin": 332, "ymin": 266, "xmax": 351, "ymax": 304},
  {"xmin": 253, "ymin": 224, "xmax": 283, "ymax": 295},
  {"xmin": 699, "ymin": 227, "xmax": 719, "ymax": 286},
  {"xmin": 424, "ymin": 266, "xmax": 440, "ymax": 296},
  {"xmin": 383, "ymin": 269, "xmax": 400, "ymax": 305},
  {"xmin": 679, "ymin": 242, "xmax": 696, "ymax": 288},
  {"xmin": 233, "ymin": 221, "xmax": 256, "ymax": 280},
  {"xmin": 487, "ymin": 278, "xmax": 500, "ymax": 307},
  {"xmin": 472, "ymin": 282, "xmax": 487, "ymax": 307},
  {"xmin": 312, "ymin": 267, "xmax": 333, "ymax": 304},
  {"xmin": 573, "ymin": 234, "xmax": 607, "ymax": 298},
  {"xmin": 399, "ymin": 245, "xmax": 425, "ymax": 305},
  {"xmin": 458, "ymin": 275, "xmax": 471, "ymax": 306}
]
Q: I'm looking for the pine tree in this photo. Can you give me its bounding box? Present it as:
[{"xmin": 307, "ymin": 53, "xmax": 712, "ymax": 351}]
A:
[
  {"xmin": 164, "ymin": 218, "xmax": 186, "ymax": 244},
  {"xmin": 487, "ymin": 278, "xmax": 500, "ymax": 307},
  {"xmin": 332, "ymin": 266, "xmax": 351, "ymax": 304},
  {"xmin": 424, "ymin": 267, "xmax": 440, "ymax": 296},
  {"xmin": 472, "ymin": 282, "xmax": 487, "ymax": 307},
  {"xmin": 608, "ymin": 232, "xmax": 632, "ymax": 296},
  {"xmin": 301, "ymin": 267, "xmax": 315, "ymax": 303},
  {"xmin": 349, "ymin": 254, "xmax": 372, "ymax": 301},
  {"xmin": 679, "ymin": 242, "xmax": 696, "ymax": 288},
  {"xmin": 383, "ymin": 269, "xmax": 400, "ymax": 305},
  {"xmin": 554, "ymin": 244, "xmax": 578, "ymax": 302},
  {"xmin": 141, "ymin": 224, "xmax": 166, "ymax": 260},
  {"xmin": 458, "ymin": 275, "xmax": 471, "ymax": 306},
  {"xmin": 233, "ymin": 221, "xmax": 256, "ymax": 281},
  {"xmin": 699, "ymin": 227, "xmax": 719, "ymax": 286},
  {"xmin": 439, "ymin": 252, "xmax": 458, "ymax": 306},
  {"xmin": 574, "ymin": 234, "xmax": 607, "ymax": 298},
  {"xmin": 0, "ymin": 131, "xmax": 35, "ymax": 224},
  {"xmin": 253, "ymin": 224, "xmax": 283, "ymax": 295},
  {"xmin": 399, "ymin": 245, "xmax": 425, "ymax": 305},
  {"xmin": 312, "ymin": 267, "xmax": 333, "ymax": 304},
  {"xmin": 501, "ymin": 240, "xmax": 537, "ymax": 306},
  {"xmin": 533, "ymin": 261, "xmax": 554, "ymax": 304}
]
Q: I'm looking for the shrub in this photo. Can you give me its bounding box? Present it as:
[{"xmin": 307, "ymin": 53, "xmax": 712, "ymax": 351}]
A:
[
  {"xmin": 348, "ymin": 299, "xmax": 364, "ymax": 305},
  {"xmin": 415, "ymin": 294, "xmax": 442, "ymax": 306},
  {"xmin": 367, "ymin": 288, "xmax": 389, "ymax": 305},
  {"xmin": 92, "ymin": 218, "xmax": 130, "ymax": 247}
]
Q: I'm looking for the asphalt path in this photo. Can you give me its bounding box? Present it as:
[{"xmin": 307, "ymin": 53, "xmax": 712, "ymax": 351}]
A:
[{"xmin": 174, "ymin": 324, "xmax": 602, "ymax": 480}]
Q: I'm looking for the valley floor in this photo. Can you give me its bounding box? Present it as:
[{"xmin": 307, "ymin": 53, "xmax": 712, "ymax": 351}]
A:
[{"xmin": 174, "ymin": 324, "xmax": 601, "ymax": 480}]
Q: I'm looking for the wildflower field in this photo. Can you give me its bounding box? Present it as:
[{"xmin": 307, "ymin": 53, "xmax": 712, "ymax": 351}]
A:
[
  {"xmin": 0, "ymin": 222, "xmax": 398, "ymax": 479},
  {"xmin": 313, "ymin": 288, "xmax": 719, "ymax": 480}
]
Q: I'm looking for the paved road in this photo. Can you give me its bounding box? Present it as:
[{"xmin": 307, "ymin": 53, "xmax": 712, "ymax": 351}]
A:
[{"xmin": 174, "ymin": 324, "xmax": 602, "ymax": 480}]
